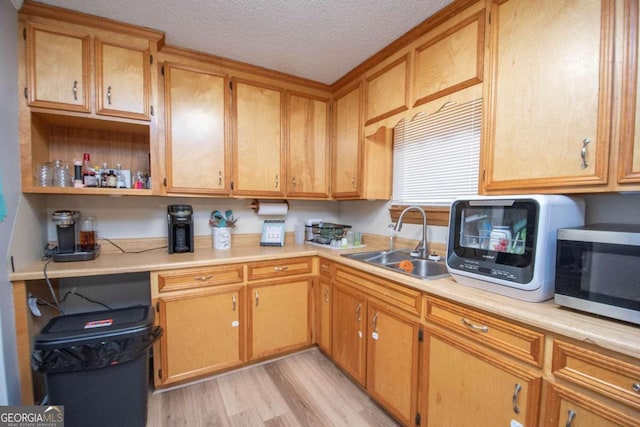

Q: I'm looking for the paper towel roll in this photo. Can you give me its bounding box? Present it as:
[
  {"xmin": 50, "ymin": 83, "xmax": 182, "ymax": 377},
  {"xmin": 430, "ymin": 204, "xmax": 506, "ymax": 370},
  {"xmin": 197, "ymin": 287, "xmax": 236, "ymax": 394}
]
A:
[{"xmin": 257, "ymin": 202, "xmax": 288, "ymax": 216}]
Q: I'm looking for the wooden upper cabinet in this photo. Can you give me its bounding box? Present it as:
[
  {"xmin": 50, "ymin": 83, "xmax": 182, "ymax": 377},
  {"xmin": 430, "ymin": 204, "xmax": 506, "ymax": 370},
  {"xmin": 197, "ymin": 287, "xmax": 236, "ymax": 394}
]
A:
[
  {"xmin": 232, "ymin": 79, "xmax": 285, "ymax": 197},
  {"xmin": 484, "ymin": 0, "xmax": 614, "ymax": 193},
  {"xmin": 164, "ymin": 63, "xmax": 229, "ymax": 195},
  {"xmin": 413, "ymin": 10, "xmax": 485, "ymax": 107},
  {"xmin": 332, "ymin": 83, "xmax": 363, "ymax": 199},
  {"xmin": 26, "ymin": 23, "xmax": 90, "ymax": 112},
  {"xmin": 95, "ymin": 39, "xmax": 151, "ymax": 120},
  {"xmin": 618, "ymin": 0, "xmax": 640, "ymax": 185},
  {"xmin": 286, "ymin": 92, "xmax": 330, "ymax": 198},
  {"xmin": 364, "ymin": 55, "xmax": 409, "ymax": 125}
]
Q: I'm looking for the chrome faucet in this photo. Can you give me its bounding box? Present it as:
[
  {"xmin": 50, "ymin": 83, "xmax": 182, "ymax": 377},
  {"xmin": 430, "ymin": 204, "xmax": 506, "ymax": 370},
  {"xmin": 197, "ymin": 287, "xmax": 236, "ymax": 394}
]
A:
[{"xmin": 394, "ymin": 206, "xmax": 428, "ymax": 258}]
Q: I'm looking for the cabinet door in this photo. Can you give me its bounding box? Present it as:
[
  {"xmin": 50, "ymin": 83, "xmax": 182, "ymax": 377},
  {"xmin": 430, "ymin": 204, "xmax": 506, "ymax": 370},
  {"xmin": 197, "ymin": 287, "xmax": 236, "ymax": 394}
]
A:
[
  {"xmin": 332, "ymin": 282, "xmax": 367, "ymax": 385},
  {"xmin": 316, "ymin": 277, "xmax": 332, "ymax": 355},
  {"xmin": 286, "ymin": 92, "xmax": 330, "ymax": 198},
  {"xmin": 157, "ymin": 286, "xmax": 244, "ymax": 386},
  {"xmin": 233, "ymin": 79, "xmax": 285, "ymax": 196},
  {"xmin": 164, "ymin": 63, "xmax": 229, "ymax": 194},
  {"xmin": 423, "ymin": 329, "xmax": 541, "ymax": 426},
  {"xmin": 484, "ymin": 0, "xmax": 614, "ymax": 192},
  {"xmin": 248, "ymin": 279, "xmax": 310, "ymax": 360},
  {"xmin": 26, "ymin": 24, "xmax": 90, "ymax": 112},
  {"xmin": 543, "ymin": 383, "xmax": 639, "ymax": 427},
  {"xmin": 366, "ymin": 301, "xmax": 420, "ymax": 426},
  {"xmin": 618, "ymin": 0, "xmax": 640, "ymax": 184},
  {"xmin": 96, "ymin": 39, "xmax": 151, "ymax": 120},
  {"xmin": 332, "ymin": 83, "xmax": 362, "ymax": 198}
]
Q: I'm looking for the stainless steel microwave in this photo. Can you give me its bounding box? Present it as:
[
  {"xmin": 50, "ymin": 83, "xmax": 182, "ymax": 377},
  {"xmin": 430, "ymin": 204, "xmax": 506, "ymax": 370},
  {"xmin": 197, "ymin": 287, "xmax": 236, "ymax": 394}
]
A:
[
  {"xmin": 446, "ymin": 195, "xmax": 585, "ymax": 302},
  {"xmin": 555, "ymin": 224, "xmax": 640, "ymax": 325}
]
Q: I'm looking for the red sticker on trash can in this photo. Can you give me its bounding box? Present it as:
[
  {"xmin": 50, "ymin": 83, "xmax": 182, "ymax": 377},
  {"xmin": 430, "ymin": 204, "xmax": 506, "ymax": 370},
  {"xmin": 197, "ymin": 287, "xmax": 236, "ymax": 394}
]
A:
[{"xmin": 84, "ymin": 319, "xmax": 113, "ymax": 329}]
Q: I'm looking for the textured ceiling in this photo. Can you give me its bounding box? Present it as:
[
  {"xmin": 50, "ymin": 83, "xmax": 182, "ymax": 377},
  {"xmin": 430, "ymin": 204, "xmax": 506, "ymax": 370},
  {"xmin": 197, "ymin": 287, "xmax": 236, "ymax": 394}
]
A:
[{"xmin": 18, "ymin": 0, "xmax": 452, "ymax": 84}]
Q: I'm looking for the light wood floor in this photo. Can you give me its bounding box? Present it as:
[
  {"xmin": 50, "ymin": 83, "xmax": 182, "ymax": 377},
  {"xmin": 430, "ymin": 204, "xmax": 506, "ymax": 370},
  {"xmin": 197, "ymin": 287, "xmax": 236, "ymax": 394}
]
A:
[{"xmin": 147, "ymin": 348, "xmax": 400, "ymax": 427}]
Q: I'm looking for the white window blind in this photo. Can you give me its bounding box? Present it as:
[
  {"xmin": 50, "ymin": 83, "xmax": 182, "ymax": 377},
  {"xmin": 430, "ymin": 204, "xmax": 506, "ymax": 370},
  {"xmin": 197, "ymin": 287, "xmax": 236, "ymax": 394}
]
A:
[{"xmin": 392, "ymin": 98, "xmax": 482, "ymax": 205}]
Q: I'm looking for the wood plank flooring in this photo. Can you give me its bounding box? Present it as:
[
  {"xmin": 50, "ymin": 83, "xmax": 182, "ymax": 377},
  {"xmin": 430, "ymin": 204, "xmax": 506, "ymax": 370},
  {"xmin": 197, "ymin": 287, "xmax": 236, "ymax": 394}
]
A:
[{"xmin": 147, "ymin": 348, "xmax": 400, "ymax": 427}]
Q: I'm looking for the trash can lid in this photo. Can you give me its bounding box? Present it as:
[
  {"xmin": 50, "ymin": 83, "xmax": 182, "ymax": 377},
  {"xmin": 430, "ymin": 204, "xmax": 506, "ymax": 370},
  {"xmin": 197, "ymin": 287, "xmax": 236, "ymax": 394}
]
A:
[{"xmin": 34, "ymin": 305, "xmax": 153, "ymax": 346}]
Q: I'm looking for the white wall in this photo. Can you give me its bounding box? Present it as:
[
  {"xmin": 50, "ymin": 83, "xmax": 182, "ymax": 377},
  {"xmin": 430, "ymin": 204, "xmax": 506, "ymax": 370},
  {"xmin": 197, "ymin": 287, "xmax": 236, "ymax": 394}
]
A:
[
  {"xmin": 0, "ymin": 0, "xmax": 22, "ymax": 404},
  {"xmin": 44, "ymin": 195, "xmax": 340, "ymax": 242}
]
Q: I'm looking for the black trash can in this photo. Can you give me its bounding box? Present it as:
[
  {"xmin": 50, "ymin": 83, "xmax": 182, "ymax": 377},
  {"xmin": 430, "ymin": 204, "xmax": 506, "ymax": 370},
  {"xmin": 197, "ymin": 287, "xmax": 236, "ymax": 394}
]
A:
[{"xmin": 32, "ymin": 305, "xmax": 162, "ymax": 427}]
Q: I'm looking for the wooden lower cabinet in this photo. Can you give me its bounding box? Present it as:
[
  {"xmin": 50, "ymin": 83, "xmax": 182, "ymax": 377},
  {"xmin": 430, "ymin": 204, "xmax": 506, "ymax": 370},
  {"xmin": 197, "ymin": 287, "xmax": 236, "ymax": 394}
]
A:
[
  {"xmin": 542, "ymin": 382, "xmax": 639, "ymax": 427},
  {"xmin": 366, "ymin": 300, "xmax": 420, "ymax": 426},
  {"xmin": 332, "ymin": 282, "xmax": 368, "ymax": 385},
  {"xmin": 421, "ymin": 328, "xmax": 541, "ymax": 426},
  {"xmin": 247, "ymin": 278, "xmax": 311, "ymax": 360},
  {"xmin": 316, "ymin": 276, "xmax": 332, "ymax": 355},
  {"xmin": 155, "ymin": 285, "xmax": 245, "ymax": 386}
]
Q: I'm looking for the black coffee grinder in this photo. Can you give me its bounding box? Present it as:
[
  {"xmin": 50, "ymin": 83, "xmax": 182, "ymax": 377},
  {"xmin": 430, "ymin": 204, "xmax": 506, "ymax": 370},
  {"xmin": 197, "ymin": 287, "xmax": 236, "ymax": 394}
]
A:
[{"xmin": 168, "ymin": 205, "xmax": 194, "ymax": 254}]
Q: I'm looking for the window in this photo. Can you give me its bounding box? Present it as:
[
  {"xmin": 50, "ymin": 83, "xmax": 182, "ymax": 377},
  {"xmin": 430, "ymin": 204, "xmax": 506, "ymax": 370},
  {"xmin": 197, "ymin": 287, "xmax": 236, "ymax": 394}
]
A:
[{"xmin": 392, "ymin": 98, "xmax": 482, "ymax": 206}]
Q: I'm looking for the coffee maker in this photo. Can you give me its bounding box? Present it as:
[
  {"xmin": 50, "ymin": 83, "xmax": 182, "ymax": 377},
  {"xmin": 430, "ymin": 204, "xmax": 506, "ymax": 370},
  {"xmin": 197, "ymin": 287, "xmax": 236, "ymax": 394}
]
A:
[
  {"xmin": 51, "ymin": 210, "xmax": 100, "ymax": 262},
  {"xmin": 168, "ymin": 205, "xmax": 194, "ymax": 254}
]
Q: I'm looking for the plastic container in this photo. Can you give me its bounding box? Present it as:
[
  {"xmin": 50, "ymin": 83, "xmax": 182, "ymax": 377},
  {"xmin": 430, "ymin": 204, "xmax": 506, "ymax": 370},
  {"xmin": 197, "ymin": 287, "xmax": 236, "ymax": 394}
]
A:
[{"xmin": 32, "ymin": 306, "xmax": 162, "ymax": 427}]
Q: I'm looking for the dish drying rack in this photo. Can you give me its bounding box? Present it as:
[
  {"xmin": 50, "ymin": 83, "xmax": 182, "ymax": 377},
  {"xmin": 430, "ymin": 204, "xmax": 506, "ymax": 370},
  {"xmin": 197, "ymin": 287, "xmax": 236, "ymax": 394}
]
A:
[{"xmin": 306, "ymin": 222, "xmax": 352, "ymax": 244}]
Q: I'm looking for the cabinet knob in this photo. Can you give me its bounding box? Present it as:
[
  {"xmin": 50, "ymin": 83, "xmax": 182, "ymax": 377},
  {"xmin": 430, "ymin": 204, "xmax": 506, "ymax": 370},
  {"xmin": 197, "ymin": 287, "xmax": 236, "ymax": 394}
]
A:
[
  {"xmin": 580, "ymin": 138, "xmax": 590, "ymax": 169},
  {"xmin": 633, "ymin": 382, "xmax": 640, "ymax": 393}
]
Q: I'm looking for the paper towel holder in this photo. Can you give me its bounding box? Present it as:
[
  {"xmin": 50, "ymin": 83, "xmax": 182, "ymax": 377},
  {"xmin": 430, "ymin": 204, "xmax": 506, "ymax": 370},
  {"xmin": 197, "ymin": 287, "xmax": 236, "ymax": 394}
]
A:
[{"xmin": 248, "ymin": 199, "xmax": 289, "ymax": 214}]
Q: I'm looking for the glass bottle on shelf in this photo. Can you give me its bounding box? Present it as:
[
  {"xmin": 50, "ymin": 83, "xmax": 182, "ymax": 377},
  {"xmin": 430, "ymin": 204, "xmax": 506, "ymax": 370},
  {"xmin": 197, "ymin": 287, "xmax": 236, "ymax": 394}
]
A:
[
  {"xmin": 82, "ymin": 153, "xmax": 97, "ymax": 187},
  {"xmin": 115, "ymin": 163, "xmax": 126, "ymax": 188},
  {"xmin": 106, "ymin": 170, "xmax": 117, "ymax": 188},
  {"xmin": 100, "ymin": 163, "xmax": 109, "ymax": 188},
  {"xmin": 133, "ymin": 171, "xmax": 146, "ymax": 189}
]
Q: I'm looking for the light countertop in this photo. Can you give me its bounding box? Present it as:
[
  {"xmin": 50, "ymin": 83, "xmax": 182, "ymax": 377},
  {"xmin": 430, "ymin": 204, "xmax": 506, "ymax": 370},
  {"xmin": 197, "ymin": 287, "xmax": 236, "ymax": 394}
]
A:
[{"xmin": 10, "ymin": 243, "xmax": 640, "ymax": 360}]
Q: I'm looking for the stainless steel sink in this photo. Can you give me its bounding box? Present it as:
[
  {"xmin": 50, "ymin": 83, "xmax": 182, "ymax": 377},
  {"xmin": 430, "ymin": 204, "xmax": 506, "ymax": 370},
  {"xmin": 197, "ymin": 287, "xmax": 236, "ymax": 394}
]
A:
[{"xmin": 341, "ymin": 249, "xmax": 449, "ymax": 280}]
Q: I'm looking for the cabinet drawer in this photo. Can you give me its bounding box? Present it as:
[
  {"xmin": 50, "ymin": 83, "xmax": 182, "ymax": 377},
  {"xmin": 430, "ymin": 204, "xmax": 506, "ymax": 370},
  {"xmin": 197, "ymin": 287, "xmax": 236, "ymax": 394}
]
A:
[
  {"xmin": 334, "ymin": 265, "xmax": 421, "ymax": 316},
  {"xmin": 425, "ymin": 296, "xmax": 544, "ymax": 367},
  {"xmin": 158, "ymin": 264, "xmax": 244, "ymax": 292},
  {"xmin": 552, "ymin": 340, "xmax": 640, "ymax": 410},
  {"xmin": 319, "ymin": 258, "xmax": 333, "ymax": 278},
  {"xmin": 247, "ymin": 257, "xmax": 312, "ymax": 281}
]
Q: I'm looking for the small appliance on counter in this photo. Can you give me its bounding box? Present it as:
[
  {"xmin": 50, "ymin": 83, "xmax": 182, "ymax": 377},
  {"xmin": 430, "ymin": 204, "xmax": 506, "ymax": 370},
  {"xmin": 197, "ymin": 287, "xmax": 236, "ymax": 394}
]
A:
[
  {"xmin": 555, "ymin": 223, "xmax": 640, "ymax": 325},
  {"xmin": 446, "ymin": 195, "xmax": 585, "ymax": 302},
  {"xmin": 168, "ymin": 205, "xmax": 194, "ymax": 254},
  {"xmin": 51, "ymin": 210, "xmax": 100, "ymax": 262}
]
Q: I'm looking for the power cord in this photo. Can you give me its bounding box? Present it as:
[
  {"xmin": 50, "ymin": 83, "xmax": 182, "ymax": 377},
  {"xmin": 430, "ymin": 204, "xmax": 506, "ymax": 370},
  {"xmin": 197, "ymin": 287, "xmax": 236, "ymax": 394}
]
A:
[{"xmin": 99, "ymin": 236, "xmax": 167, "ymax": 253}]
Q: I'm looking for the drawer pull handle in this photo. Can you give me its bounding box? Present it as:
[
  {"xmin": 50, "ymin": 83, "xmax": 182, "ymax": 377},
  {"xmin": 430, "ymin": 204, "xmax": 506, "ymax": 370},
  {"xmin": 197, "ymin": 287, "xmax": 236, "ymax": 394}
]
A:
[
  {"xmin": 72, "ymin": 80, "xmax": 78, "ymax": 101},
  {"xmin": 356, "ymin": 303, "xmax": 362, "ymax": 321},
  {"xmin": 273, "ymin": 266, "xmax": 289, "ymax": 272},
  {"xmin": 107, "ymin": 86, "xmax": 112, "ymax": 105},
  {"xmin": 321, "ymin": 265, "xmax": 330, "ymax": 272},
  {"xmin": 218, "ymin": 171, "xmax": 222, "ymax": 186},
  {"xmin": 565, "ymin": 409, "xmax": 576, "ymax": 427},
  {"xmin": 255, "ymin": 291, "xmax": 259, "ymax": 306},
  {"xmin": 232, "ymin": 294, "xmax": 237, "ymax": 311},
  {"xmin": 512, "ymin": 383, "xmax": 521, "ymax": 414},
  {"xmin": 633, "ymin": 383, "xmax": 640, "ymax": 393},
  {"xmin": 195, "ymin": 275, "xmax": 213, "ymax": 281},
  {"xmin": 461, "ymin": 317, "xmax": 489, "ymax": 333},
  {"xmin": 323, "ymin": 287, "xmax": 329, "ymax": 303}
]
